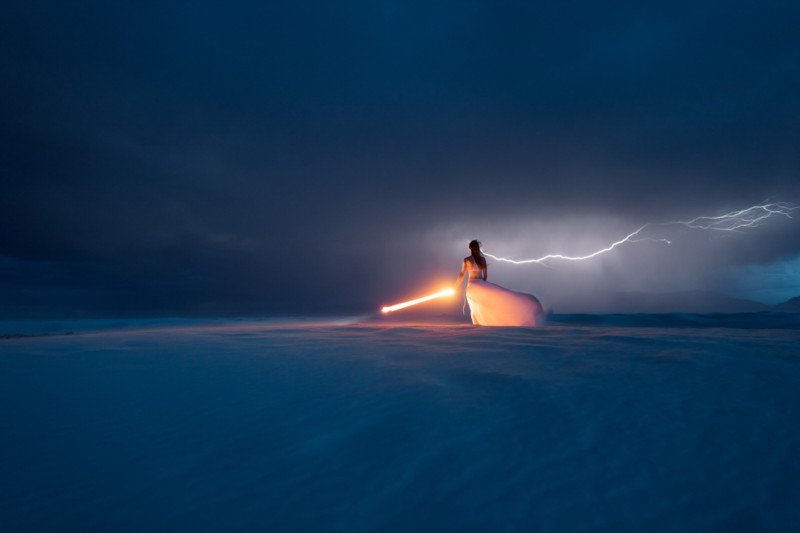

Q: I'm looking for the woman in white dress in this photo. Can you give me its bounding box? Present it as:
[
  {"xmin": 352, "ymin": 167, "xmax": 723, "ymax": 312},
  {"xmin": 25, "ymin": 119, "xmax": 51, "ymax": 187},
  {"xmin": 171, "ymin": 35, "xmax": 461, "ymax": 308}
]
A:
[{"xmin": 454, "ymin": 240, "xmax": 543, "ymax": 326}]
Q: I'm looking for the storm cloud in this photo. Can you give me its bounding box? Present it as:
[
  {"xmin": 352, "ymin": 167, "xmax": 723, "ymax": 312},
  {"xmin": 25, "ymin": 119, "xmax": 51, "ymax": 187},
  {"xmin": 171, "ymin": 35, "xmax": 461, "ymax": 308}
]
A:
[{"xmin": 2, "ymin": 1, "xmax": 799, "ymax": 317}]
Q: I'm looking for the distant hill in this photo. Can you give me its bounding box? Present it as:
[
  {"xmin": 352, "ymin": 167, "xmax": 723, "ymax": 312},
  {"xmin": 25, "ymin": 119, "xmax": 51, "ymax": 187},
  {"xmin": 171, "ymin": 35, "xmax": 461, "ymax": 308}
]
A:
[
  {"xmin": 774, "ymin": 296, "xmax": 800, "ymax": 312},
  {"xmin": 553, "ymin": 290, "xmax": 769, "ymax": 314}
]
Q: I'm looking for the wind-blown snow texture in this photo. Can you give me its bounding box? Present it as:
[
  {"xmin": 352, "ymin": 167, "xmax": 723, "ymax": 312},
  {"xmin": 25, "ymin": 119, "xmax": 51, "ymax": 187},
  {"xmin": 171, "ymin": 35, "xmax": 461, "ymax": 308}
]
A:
[{"xmin": 1, "ymin": 317, "xmax": 799, "ymax": 530}]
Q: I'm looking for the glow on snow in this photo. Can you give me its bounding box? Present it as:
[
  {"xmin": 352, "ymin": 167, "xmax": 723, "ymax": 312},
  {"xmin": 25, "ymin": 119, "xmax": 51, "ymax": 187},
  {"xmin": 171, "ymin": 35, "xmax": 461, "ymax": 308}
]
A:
[
  {"xmin": 382, "ymin": 288, "xmax": 456, "ymax": 313},
  {"xmin": 484, "ymin": 202, "xmax": 798, "ymax": 266}
]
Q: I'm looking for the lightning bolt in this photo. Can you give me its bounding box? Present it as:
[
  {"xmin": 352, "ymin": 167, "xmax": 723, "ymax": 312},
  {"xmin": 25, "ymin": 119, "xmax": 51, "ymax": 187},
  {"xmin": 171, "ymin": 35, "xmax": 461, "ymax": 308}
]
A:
[{"xmin": 484, "ymin": 202, "xmax": 798, "ymax": 265}]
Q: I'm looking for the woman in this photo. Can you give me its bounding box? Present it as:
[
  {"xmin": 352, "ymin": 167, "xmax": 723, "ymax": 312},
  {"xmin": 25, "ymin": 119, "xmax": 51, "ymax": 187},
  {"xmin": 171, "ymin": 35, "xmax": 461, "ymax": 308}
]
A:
[{"xmin": 455, "ymin": 240, "xmax": 543, "ymax": 326}]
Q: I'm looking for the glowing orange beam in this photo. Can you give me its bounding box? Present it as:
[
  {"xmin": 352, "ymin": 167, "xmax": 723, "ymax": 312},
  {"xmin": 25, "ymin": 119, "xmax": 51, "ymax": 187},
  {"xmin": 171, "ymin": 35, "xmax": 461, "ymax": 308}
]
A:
[{"xmin": 381, "ymin": 288, "xmax": 455, "ymax": 313}]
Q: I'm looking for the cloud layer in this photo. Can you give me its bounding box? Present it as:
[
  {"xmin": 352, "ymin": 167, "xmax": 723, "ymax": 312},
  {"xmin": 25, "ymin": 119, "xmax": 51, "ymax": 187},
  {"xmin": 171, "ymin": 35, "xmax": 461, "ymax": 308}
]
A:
[{"xmin": 1, "ymin": 1, "xmax": 799, "ymax": 316}]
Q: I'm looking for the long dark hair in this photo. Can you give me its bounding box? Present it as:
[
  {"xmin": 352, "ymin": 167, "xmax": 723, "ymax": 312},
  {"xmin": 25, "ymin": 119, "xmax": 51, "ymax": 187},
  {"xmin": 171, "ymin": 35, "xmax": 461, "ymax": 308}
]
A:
[{"xmin": 469, "ymin": 240, "xmax": 487, "ymax": 269}]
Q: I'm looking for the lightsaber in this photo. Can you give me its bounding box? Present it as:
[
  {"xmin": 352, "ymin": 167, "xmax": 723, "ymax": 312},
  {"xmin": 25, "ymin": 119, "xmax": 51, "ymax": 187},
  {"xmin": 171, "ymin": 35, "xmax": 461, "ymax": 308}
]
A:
[{"xmin": 381, "ymin": 287, "xmax": 456, "ymax": 313}]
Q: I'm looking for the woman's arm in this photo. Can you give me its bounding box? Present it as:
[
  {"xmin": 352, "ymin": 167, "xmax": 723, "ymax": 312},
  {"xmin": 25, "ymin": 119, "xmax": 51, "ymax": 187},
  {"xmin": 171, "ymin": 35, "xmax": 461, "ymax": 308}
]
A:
[
  {"xmin": 482, "ymin": 263, "xmax": 488, "ymax": 281},
  {"xmin": 454, "ymin": 259, "xmax": 467, "ymax": 288}
]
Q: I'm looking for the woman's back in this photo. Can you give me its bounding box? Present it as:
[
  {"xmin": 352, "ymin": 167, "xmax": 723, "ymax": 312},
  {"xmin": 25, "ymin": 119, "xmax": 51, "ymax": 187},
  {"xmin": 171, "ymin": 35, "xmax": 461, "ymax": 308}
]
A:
[{"xmin": 465, "ymin": 256, "xmax": 485, "ymax": 280}]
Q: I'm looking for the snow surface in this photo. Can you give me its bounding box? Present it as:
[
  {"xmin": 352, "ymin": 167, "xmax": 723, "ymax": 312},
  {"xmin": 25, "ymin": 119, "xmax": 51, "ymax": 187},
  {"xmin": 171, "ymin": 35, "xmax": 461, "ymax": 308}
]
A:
[{"xmin": 1, "ymin": 317, "xmax": 799, "ymax": 530}]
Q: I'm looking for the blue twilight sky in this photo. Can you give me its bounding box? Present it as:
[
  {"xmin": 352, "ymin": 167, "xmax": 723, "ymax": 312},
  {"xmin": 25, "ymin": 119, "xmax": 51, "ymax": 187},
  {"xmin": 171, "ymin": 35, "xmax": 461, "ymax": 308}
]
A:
[{"xmin": 1, "ymin": 1, "xmax": 799, "ymax": 317}]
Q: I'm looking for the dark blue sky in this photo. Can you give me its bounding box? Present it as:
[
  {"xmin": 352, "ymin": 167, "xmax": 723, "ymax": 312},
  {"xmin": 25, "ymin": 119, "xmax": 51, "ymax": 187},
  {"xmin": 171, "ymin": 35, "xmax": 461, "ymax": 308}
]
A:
[{"xmin": 2, "ymin": 1, "xmax": 799, "ymax": 317}]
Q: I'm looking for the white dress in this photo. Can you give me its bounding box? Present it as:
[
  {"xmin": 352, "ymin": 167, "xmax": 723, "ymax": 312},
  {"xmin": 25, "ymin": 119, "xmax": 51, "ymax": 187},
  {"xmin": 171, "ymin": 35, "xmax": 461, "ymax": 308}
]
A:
[{"xmin": 465, "ymin": 257, "xmax": 543, "ymax": 327}]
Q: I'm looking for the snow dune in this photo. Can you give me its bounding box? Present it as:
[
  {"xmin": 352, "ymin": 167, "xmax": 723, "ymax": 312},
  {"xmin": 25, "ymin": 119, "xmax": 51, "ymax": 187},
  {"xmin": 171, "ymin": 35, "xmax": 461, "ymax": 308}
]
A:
[{"xmin": 1, "ymin": 319, "xmax": 799, "ymax": 530}]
